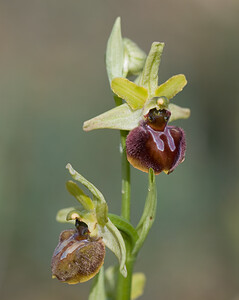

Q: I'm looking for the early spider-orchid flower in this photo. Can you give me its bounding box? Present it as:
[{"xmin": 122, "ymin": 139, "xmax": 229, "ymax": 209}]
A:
[
  {"xmin": 83, "ymin": 37, "xmax": 190, "ymax": 174},
  {"xmin": 51, "ymin": 164, "xmax": 127, "ymax": 284}
]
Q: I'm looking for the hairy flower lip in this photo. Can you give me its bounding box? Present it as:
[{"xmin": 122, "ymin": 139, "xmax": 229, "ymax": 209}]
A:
[
  {"xmin": 126, "ymin": 120, "xmax": 186, "ymax": 175},
  {"xmin": 51, "ymin": 227, "xmax": 105, "ymax": 284}
]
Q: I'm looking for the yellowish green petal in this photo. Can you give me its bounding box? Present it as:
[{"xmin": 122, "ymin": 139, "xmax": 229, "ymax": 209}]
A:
[
  {"xmin": 111, "ymin": 77, "xmax": 148, "ymax": 110},
  {"xmin": 155, "ymin": 74, "xmax": 187, "ymax": 99},
  {"xmin": 66, "ymin": 180, "xmax": 94, "ymax": 211}
]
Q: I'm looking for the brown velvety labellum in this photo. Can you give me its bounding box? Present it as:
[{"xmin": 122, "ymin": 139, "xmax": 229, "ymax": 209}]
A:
[
  {"xmin": 51, "ymin": 226, "xmax": 105, "ymax": 284},
  {"xmin": 126, "ymin": 121, "xmax": 186, "ymax": 175}
]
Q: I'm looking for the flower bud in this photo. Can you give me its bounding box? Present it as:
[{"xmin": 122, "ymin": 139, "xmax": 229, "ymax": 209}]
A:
[
  {"xmin": 126, "ymin": 108, "xmax": 186, "ymax": 175},
  {"xmin": 123, "ymin": 38, "xmax": 146, "ymax": 76},
  {"xmin": 51, "ymin": 220, "xmax": 105, "ymax": 284}
]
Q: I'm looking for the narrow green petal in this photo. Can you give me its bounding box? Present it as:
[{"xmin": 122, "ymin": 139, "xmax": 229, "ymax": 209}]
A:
[
  {"xmin": 131, "ymin": 273, "xmax": 146, "ymax": 300},
  {"xmin": 155, "ymin": 74, "xmax": 187, "ymax": 99},
  {"xmin": 83, "ymin": 103, "xmax": 142, "ymax": 131},
  {"xmin": 168, "ymin": 103, "xmax": 191, "ymax": 122},
  {"xmin": 89, "ymin": 267, "xmax": 106, "ymax": 300},
  {"xmin": 66, "ymin": 180, "xmax": 94, "ymax": 211},
  {"xmin": 106, "ymin": 17, "xmax": 124, "ymax": 82},
  {"xmin": 139, "ymin": 42, "xmax": 165, "ymax": 98},
  {"xmin": 111, "ymin": 78, "xmax": 148, "ymax": 110},
  {"xmin": 100, "ymin": 219, "xmax": 127, "ymax": 277},
  {"xmin": 133, "ymin": 169, "xmax": 157, "ymax": 256},
  {"xmin": 66, "ymin": 164, "xmax": 106, "ymax": 204}
]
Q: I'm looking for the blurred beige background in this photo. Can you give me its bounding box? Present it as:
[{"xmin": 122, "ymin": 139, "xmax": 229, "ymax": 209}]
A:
[{"xmin": 1, "ymin": 0, "xmax": 239, "ymax": 299}]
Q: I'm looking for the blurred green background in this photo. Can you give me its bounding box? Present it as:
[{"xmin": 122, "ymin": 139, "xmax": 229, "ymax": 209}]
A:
[{"xmin": 1, "ymin": 0, "xmax": 239, "ymax": 299}]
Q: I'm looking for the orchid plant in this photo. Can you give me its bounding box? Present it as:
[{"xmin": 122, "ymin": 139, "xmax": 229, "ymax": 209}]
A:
[{"xmin": 51, "ymin": 17, "xmax": 190, "ymax": 300}]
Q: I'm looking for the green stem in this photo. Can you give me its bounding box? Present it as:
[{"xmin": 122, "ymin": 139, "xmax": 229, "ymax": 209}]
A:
[
  {"xmin": 114, "ymin": 94, "xmax": 134, "ymax": 300},
  {"xmin": 116, "ymin": 254, "xmax": 135, "ymax": 300},
  {"xmin": 120, "ymin": 130, "xmax": 131, "ymax": 221},
  {"xmin": 115, "ymin": 129, "xmax": 134, "ymax": 300},
  {"xmin": 114, "ymin": 95, "xmax": 131, "ymax": 221}
]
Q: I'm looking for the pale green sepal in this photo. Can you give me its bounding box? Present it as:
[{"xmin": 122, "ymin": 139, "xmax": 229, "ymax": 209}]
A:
[
  {"xmin": 111, "ymin": 78, "xmax": 148, "ymax": 110},
  {"xmin": 89, "ymin": 267, "xmax": 106, "ymax": 300},
  {"xmin": 139, "ymin": 42, "xmax": 165, "ymax": 98},
  {"xmin": 100, "ymin": 219, "xmax": 127, "ymax": 277},
  {"xmin": 131, "ymin": 273, "xmax": 146, "ymax": 300},
  {"xmin": 66, "ymin": 180, "xmax": 94, "ymax": 211},
  {"xmin": 56, "ymin": 207, "xmax": 76, "ymax": 223},
  {"xmin": 132, "ymin": 169, "xmax": 157, "ymax": 256},
  {"xmin": 155, "ymin": 74, "xmax": 187, "ymax": 99},
  {"xmin": 123, "ymin": 38, "xmax": 146, "ymax": 76},
  {"xmin": 106, "ymin": 17, "xmax": 124, "ymax": 82},
  {"xmin": 168, "ymin": 103, "xmax": 191, "ymax": 122},
  {"xmin": 83, "ymin": 103, "xmax": 142, "ymax": 132},
  {"xmin": 96, "ymin": 202, "xmax": 108, "ymax": 226},
  {"xmin": 66, "ymin": 164, "xmax": 106, "ymax": 204}
]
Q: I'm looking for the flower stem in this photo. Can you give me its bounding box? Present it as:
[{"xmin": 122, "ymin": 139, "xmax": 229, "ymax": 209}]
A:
[
  {"xmin": 115, "ymin": 128, "xmax": 134, "ymax": 300},
  {"xmin": 120, "ymin": 130, "xmax": 131, "ymax": 221},
  {"xmin": 114, "ymin": 94, "xmax": 134, "ymax": 300},
  {"xmin": 116, "ymin": 254, "xmax": 135, "ymax": 300}
]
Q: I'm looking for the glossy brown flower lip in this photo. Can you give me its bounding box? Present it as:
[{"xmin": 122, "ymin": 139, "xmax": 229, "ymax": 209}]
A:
[
  {"xmin": 126, "ymin": 119, "xmax": 186, "ymax": 175},
  {"xmin": 51, "ymin": 222, "xmax": 105, "ymax": 284}
]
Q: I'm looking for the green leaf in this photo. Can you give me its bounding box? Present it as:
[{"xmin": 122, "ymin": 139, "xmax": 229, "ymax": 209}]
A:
[
  {"xmin": 89, "ymin": 267, "xmax": 106, "ymax": 300},
  {"xmin": 106, "ymin": 17, "xmax": 124, "ymax": 82},
  {"xmin": 132, "ymin": 169, "xmax": 157, "ymax": 256},
  {"xmin": 139, "ymin": 42, "xmax": 165, "ymax": 98},
  {"xmin": 155, "ymin": 74, "xmax": 187, "ymax": 99},
  {"xmin": 96, "ymin": 202, "xmax": 109, "ymax": 226},
  {"xmin": 100, "ymin": 219, "xmax": 127, "ymax": 278},
  {"xmin": 66, "ymin": 180, "xmax": 94, "ymax": 211},
  {"xmin": 108, "ymin": 213, "xmax": 139, "ymax": 246},
  {"xmin": 56, "ymin": 207, "xmax": 78, "ymax": 223},
  {"xmin": 83, "ymin": 103, "xmax": 142, "ymax": 132},
  {"xmin": 123, "ymin": 38, "xmax": 146, "ymax": 76},
  {"xmin": 131, "ymin": 272, "xmax": 146, "ymax": 300},
  {"xmin": 168, "ymin": 103, "xmax": 191, "ymax": 122},
  {"xmin": 66, "ymin": 164, "xmax": 106, "ymax": 204},
  {"xmin": 111, "ymin": 78, "xmax": 148, "ymax": 110}
]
